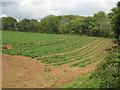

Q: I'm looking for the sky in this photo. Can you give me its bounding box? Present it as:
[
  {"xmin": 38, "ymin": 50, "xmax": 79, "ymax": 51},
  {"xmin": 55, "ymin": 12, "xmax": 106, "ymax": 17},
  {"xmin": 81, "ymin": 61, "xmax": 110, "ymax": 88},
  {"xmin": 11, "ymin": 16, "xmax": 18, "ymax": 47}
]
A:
[{"xmin": 0, "ymin": 0, "xmax": 119, "ymax": 20}]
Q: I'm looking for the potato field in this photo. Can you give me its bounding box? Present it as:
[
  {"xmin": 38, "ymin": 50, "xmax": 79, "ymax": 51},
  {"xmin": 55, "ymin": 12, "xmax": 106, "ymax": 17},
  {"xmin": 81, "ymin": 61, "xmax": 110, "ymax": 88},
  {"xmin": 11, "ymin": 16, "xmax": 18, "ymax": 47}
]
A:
[{"xmin": 1, "ymin": 31, "xmax": 112, "ymax": 68}]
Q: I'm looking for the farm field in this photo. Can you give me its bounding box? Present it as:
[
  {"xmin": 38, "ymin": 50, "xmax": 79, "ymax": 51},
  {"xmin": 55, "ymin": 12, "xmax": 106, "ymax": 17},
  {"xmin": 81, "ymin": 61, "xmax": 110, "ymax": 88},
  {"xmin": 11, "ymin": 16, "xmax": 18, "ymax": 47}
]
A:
[{"xmin": 1, "ymin": 31, "xmax": 113, "ymax": 88}]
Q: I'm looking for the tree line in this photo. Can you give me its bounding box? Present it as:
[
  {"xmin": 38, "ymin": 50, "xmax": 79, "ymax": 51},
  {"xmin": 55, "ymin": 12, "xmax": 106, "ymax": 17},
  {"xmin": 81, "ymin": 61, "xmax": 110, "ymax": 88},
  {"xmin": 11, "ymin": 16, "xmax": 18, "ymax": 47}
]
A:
[{"xmin": 1, "ymin": 1, "xmax": 120, "ymax": 41}]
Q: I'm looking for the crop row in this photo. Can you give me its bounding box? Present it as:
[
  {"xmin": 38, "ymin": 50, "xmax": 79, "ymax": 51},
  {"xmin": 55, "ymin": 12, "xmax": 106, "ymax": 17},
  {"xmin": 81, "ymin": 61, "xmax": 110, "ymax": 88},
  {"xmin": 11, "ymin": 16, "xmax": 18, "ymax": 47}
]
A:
[
  {"xmin": 3, "ymin": 36, "xmax": 97, "ymax": 57},
  {"xmin": 38, "ymin": 40, "xmax": 104, "ymax": 60},
  {"xmin": 51, "ymin": 39, "xmax": 108, "ymax": 66},
  {"xmin": 37, "ymin": 38, "xmax": 105, "ymax": 64},
  {"xmin": 79, "ymin": 55, "xmax": 106, "ymax": 67}
]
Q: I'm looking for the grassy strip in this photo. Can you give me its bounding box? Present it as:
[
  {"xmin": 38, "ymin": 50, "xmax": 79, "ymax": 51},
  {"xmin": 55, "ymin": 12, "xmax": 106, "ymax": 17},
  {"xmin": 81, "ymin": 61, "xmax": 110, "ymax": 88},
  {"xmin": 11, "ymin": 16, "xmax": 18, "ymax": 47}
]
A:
[{"xmin": 63, "ymin": 73, "xmax": 102, "ymax": 88}]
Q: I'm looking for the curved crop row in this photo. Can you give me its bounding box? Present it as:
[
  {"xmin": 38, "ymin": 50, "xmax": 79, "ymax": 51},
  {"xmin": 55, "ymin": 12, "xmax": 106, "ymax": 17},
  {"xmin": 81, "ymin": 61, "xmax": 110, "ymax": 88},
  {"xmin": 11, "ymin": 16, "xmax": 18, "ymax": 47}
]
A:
[
  {"xmin": 51, "ymin": 39, "xmax": 109, "ymax": 66},
  {"xmin": 69, "ymin": 41, "xmax": 110, "ymax": 67},
  {"xmin": 37, "ymin": 38, "xmax": 106, "ymax": 64}
]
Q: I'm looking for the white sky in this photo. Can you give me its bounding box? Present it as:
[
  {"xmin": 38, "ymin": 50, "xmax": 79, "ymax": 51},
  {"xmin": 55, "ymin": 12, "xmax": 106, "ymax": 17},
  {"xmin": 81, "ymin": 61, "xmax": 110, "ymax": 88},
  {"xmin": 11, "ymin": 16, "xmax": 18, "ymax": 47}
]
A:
[{"xmin": 0, "ymin": 0, "xmax": 119, "ymax": 20}]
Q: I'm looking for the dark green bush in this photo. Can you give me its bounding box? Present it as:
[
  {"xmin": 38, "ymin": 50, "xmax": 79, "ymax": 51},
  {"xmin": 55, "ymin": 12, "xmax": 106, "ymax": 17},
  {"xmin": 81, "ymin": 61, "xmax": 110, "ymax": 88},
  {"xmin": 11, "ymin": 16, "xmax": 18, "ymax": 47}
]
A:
[{"xmin": 91, "ymin": 46, "xmax": 120, "ymax": 88}]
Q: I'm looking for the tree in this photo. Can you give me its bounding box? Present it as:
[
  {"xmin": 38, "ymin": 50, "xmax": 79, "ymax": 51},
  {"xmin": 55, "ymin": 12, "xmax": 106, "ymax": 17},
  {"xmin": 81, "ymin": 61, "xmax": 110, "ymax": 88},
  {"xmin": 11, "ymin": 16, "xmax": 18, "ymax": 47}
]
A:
[
  {"xmin": 92, "ymin": 11, "xmax": 106, "ymax": 37},
  {"xmin": 65, "ymin": 19, "xmax": 85, "ymax": 34},
  {"xmin": 17, "ymin": 18, "xmax": 38, "ymax": 32},
  {"xmin": 111, "ymin": 1, "xmax": 120, "ymax": 41},
  {"xmin": 17, "ymin": 18, "xmax": 31, "ymax": 32},
  {"xmin": 58, "ymin": 15, "xmax": 85, "ymax": 34},
  {"xmin": 86, "ymin": 11, "xmax": 113, "ymax": 37},
  {"xmin": 33, "ymin": 22, "xmax": 44, "ymax": 33},
  {"xmin": 41, "ymin": 15, "xmax": 60, "ymax": 34},
  {"xmin": 2, "ymin": 17, "xmax": 17, "ymax": 30},
  {"xmin": 83, "ymin": 17, "xmax": 95, "ymax": 36}
]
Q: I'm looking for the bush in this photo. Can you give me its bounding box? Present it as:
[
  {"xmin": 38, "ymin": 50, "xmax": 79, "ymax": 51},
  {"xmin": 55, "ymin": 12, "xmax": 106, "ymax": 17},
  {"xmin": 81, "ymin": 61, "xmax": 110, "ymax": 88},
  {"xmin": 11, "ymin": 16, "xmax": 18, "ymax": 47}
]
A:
[{"xmin": 91, "ymin": 46, "xmax": 120, "ymax": 88}]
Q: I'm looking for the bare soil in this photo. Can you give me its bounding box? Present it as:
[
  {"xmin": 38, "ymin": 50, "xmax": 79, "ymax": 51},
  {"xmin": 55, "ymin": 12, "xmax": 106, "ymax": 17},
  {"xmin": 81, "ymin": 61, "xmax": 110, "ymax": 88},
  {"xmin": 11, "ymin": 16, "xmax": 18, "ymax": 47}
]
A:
[
  {"xmin": 2, "ymin": 53, "xmax": 105, "ymax": 88},
  {"xmin": 0, "ymin": 44, "xmax": 13, "ymax": 50}
]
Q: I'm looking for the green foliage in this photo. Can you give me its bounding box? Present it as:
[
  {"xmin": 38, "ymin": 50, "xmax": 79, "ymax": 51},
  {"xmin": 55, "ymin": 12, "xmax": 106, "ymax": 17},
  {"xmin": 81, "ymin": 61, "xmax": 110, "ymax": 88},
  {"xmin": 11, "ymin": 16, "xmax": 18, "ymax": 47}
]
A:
[
  {"xmin": 111, "ymin": 1, "xmax": 120, "ymax": 40},
  {"xmin": 66, "ymin": 19, "xmax": 85, "ymax": 34},
  {"xmin": 2, "ymin": 46, "xmax": 7, "ymax": 49},
  {"xmin": 58, "ymin": 15, "xmax": 85, "ymax": 34},
  {"xmin": 91, "ymin": 11, "xmax": 112, "ymax": 37},
  {"xmin": 1, "ymin": 13, "xmax": 113, "ymax": 38},
  {"xmin": 41, "ymin": 15, "xmax": 60, "ymax": 34},
  {"xmin": 63, "ymin": 73, "xmax": 102, "ymax": 88},
  {"xmin": 17, "ymin": 18, "xmax": 39, "ymax": 32},
  {"xmin": 90, "ymin": 46, "xmax": 120, "ymax": 88},
  {"xmin": 2, "ymin": 17, "xmax": 17, "ymax": 30}
]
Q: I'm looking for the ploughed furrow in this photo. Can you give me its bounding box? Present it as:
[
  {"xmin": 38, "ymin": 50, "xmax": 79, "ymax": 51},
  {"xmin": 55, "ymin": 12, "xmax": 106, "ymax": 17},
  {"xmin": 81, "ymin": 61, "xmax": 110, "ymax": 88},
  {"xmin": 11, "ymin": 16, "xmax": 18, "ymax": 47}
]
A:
[
  {"xmin": 69, "ymin": 40, "xmax": 111, "ymax": 67},
  {"xmin": 51, "ymin": 39, "xmax": 110, "ymax": 66},
  {"xmin": 64, "ymin": 39, "xmax": 106, "ymax": 59},
  {"xmin": 78, "ymin": 40, "xmax": 112, "ymax": 68},
  {"xmin": 69, "ymin": 50, "xmax": 106, "ymax": 67},
  {"xmin": 38, "ymin": 38, "xmax": 105, "ymax": 64},
  {"xmin": 79, "ymin": 53, "xmax": 106, "ymax": 67},
  {"xmin": 35, "ymin": 38, "xmax": 101, "ymax": 59}
]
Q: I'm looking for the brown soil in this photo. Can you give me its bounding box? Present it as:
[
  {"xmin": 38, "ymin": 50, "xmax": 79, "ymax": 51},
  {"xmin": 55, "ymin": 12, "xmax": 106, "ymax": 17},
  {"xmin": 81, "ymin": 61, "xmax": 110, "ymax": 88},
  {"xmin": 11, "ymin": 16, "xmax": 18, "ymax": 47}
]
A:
[
  {"xmin": 2, "ymin": 52, "xmax": 106, "ymax": 88},
  {"xmin": 6, "ymin": 44, "xmax": 13, "ymax": 49},
  {"xmin": 0, "ymin": 44, "xmax": 13, "ymax": 50}
]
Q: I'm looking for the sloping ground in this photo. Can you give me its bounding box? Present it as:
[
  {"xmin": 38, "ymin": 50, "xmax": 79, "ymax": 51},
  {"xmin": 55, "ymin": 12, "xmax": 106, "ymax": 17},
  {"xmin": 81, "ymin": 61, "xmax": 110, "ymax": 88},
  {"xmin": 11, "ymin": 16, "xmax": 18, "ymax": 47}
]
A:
[
  {"xmin": 2, "ymin": 52, "xmax": 108, "ymax": 88},
  {"xmin": 2, "ymin": 37, "xmax": 112, "ymax": 88}
]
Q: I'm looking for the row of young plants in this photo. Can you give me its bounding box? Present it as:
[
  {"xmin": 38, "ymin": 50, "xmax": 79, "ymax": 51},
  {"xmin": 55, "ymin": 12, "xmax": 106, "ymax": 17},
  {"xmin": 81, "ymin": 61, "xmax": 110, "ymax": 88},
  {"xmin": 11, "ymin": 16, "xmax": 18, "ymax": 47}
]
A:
[
  {"xmin": 69, "ymin": 50, "xmax": 106, "ymax": 67},
  {"xmin": 51, "ymin": 39, "xmax": 109, "ymax": 66},
  {"xmin": 36, "ymin": 38, "xmax": 102, "ymax": 62},
  {"xmin": 69, "ymin": 41, "xmax": 108, "ymax": 67},
  {"xmin": 71, "ymin": 40, "xmax": 110, "ymax": 67},
  {"xmin": 79, "ymin": 55, "xmax": 106, "ymax": 67},
  {"xmin": 64, "ymin": 39, "xmax": 106, "ymax": 59},
  {"xmin": 38, "ymin": 39, "xmax": 108, "ymax": 65},
  {"xmin": 3, "ymin": 35, "xmax": 97, "ymax": 57}
]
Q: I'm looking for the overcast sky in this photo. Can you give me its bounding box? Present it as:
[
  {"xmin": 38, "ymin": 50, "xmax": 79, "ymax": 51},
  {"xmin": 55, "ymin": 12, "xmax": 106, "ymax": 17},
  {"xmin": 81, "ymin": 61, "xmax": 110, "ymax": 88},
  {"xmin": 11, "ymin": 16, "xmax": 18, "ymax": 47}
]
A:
[{"xmin": 0, "ymin": 0, "xmax": 119, "ymax": 20}]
